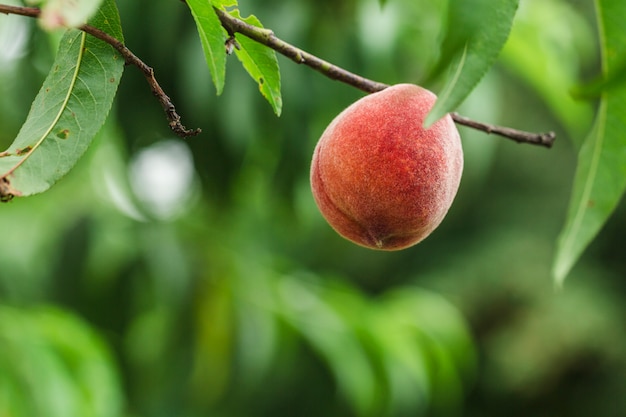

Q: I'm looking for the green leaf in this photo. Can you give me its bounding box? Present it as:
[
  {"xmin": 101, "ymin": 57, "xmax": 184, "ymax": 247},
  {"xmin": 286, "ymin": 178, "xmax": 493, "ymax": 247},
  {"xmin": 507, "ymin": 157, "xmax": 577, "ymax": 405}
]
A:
[
  {"xmin": 211, "ymin": 0, "xmax": 237, "ymax": 7},
  {"xmin": 553, "ymin": 0, "xmax": 626, "ymax": 284},
  {"xmin": 33, "ymin": 307, "xmax": 125, "ymax": 417},
  {"xmin": 0, "ymin": 325, "xmax": 79, "ymax": 417},
  {"xmin": 0, "ymin": 0, "xmax": 124, "ymax": 201},
  {"xmin": 0, "ymin": 306, "xmax": 124, "ymax": 417},
  {"xmin": 229, "ymin": 10, "xmax": 282, "ymax": 116},
  {"xmin": 368, "ymin": 289, "xmax": 474, "ymax": 416},
  {"xmin": 275, "ymin": 277, "xmax": 377, "ymax": 416},
  {"xmin": 425, "ymin": 0, "xmax": 519, "ymax": 126},
  {"xmin": 366, "ymin": 305, "xmax": 430, "ymax": 415},
  {"xmin": 187, "ymin": 0, "xmax": 228, "ymax": 95}
]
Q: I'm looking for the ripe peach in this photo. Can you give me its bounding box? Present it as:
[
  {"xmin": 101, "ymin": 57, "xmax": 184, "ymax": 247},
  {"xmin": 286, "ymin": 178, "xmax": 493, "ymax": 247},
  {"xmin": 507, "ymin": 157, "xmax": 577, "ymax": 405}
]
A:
[{"xmin": 310, "ymin": 84, "xmax": 463, "ymax": 250}]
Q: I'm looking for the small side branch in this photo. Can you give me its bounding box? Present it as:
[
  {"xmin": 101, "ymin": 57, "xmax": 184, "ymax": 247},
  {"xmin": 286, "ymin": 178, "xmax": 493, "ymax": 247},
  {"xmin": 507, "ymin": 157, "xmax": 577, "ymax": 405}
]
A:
[
  {"xmin": 78, "ymin": 25, "xmax": 201, "ymax": 137},
  {"xmin": 0, "ymin": 4, "xmax": 200, "ymax": 138},
  {"xmin": 451, "ymin": 113, "xmax": 556, "ymax": 148},
  {"xmin": 214, "ymin": 8, "xmax": 556, "ymax": 148}
]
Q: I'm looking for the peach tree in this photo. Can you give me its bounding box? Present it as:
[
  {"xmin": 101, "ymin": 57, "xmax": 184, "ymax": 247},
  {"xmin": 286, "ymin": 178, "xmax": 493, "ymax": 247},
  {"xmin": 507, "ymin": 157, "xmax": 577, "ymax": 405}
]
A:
[{"xmin": 0, "ymin": 0, "xmax": 624, "ymax": 286}]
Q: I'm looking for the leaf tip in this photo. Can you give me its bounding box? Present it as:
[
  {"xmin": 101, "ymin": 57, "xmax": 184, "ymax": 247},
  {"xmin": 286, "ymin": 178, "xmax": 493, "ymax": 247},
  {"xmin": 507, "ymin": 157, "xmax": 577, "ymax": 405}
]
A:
[
  {"xmin": 552, "ymin": 249, "xmax": 574, "ymax": 287},
  {"xmin": 552, "ymin": 265, "xmax": 568, "ymax": 287},
  {"xmin": 424, "ymin": 105, "xmax": 445, "ymax": 129}
]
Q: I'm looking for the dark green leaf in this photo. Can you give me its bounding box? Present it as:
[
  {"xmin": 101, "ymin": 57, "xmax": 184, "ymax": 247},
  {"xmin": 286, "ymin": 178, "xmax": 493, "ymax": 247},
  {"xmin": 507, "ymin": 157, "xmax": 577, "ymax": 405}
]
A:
[
  {"xmin": 553, "ymin": 0, "xmax": 626, "ymax": 283},
  {"xmin": 34, "ymin": 307, "xmax": 125, "ymax": 417},
  {"xmin": 275, "ymin": 277, "xmax": 377, "ymax": 416},
  {"xmin": 0, "ymin": 0, "xmax": 124, "ymax": 200},
  {"xmin": 187, "ymin": 0, "xmax": 228, "ymax": 94},
  {"xmin": 425, "ymin": 0, "xmax": 519, "ymax": 126},
  {"xmin": 0, "ymin": 306, "xmax": 124, "ymax": 417},
  {"xmin": 229, "ymin": 10, "xmax": 282, "ymax": 116}
]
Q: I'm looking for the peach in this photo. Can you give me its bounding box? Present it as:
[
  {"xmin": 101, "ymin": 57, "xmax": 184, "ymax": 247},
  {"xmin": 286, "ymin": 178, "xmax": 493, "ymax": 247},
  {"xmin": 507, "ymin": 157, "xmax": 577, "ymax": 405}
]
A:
[{"xmin": 310, "ymin": 84, "xmax": 463, "ymax": 250}]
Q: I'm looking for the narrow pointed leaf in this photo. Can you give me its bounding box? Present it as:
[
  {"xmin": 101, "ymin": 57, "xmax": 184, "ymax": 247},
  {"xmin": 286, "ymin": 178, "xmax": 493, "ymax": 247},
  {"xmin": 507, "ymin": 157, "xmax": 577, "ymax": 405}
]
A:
[
  {"xmin": 187, "ymin": 0, "xmax": 227, "ymax": 95},
  {"xmin": 0, "ymin": 0, "xmax": 124, "ymax": 201},
  {"xmin": 230, "ymin": 11, "xmax": 282, "ymax": 116},
  {"xmin": 425, "ymin": 0, "xmax": 519, "ymax": 126},
  {"xmin": 553, "ymin": 0, "xmax": 626, "ymax": 283}
]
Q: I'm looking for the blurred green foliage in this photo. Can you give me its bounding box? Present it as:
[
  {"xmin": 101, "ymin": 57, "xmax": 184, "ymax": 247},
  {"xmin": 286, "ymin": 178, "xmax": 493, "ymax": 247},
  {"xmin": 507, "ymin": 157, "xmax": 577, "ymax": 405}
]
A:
[{"xmin": 1, "ymin": 0, "xmax": 625, "ymax": 416}]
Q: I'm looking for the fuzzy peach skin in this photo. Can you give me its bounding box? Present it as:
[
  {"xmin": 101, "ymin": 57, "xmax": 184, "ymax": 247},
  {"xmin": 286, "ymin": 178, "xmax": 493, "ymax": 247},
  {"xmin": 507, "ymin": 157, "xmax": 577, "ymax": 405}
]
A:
[{"xmin": 310, "ymin": 84, "xmax": 463, "ymax": 250}]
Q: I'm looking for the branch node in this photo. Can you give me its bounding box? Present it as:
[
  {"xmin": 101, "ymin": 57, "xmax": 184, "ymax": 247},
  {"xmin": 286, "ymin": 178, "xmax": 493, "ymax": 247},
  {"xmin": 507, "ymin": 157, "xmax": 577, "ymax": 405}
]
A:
[{"xmin": 225, "ymin": 35, "xmax": 240, "ymax": 55}]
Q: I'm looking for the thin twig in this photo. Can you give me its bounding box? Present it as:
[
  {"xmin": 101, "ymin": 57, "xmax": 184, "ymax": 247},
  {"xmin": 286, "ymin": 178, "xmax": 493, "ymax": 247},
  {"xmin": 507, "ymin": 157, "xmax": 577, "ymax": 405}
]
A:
[
  {"xmin": 1, "ymin": 3, "xmax": 556, "ymax": 147},
  {"xmin": 214, "ymin": 8, "xmax": 556, "ymax": 148},
  {"xmin": 0, "ymin": 4, "xmax": 38, "ymax": 18},
  {"xmin": 451, "ymin": 113, "xmax": 556, "ymax": 148},
  {"xmin": 0, "ymin": 4, "xmax": 200, "ymax": 138},
  {"xmin": 78, "ymin": 24, "xmax": 201, "ymax": 137}
]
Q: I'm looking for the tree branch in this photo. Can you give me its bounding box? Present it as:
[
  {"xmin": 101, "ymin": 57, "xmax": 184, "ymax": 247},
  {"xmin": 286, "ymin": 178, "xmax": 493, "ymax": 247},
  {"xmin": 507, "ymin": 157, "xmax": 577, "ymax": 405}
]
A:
[
  {"xmin": 215, "ymin": 8, "xmax": 388, "ymax": 94},
  {"xmin": 0, "ymin": 4, "xmax": 200, "ymax": 138},
  {"xmin": 214, "ymin": 8, "xmax": 556, "ymax": 148},
  {"xmin": 1, "ymin": 3, "xmax": 556, "ymax": 147},
  {"xmin": 450, "ymin": 113, "xmax": 555, "ymax": 147}
]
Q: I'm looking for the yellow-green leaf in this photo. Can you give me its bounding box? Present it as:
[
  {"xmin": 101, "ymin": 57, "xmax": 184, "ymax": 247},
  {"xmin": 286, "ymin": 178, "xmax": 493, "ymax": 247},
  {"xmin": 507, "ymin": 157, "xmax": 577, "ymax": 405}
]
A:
[
  {"xmin": 230, "ymin": 10, "xmax": 282, "ymax": 116},
  {"xmin": 187, "ymin": 0, "xmax": 228, "ymax": 95}
]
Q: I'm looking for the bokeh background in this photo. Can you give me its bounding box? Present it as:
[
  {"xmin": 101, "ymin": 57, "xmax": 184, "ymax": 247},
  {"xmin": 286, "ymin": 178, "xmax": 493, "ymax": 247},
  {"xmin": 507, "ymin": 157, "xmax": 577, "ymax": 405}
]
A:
[{"xmin": 1, "ymin": 0, "xmax": 625, "ymax": 416}]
